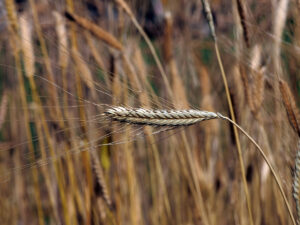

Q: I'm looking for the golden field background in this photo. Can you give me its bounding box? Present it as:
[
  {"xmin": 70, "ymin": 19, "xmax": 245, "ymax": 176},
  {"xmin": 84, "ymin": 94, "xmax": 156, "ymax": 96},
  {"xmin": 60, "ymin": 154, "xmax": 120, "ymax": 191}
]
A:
[{"xmin": 0, "ymin": 0, "xmax": 300, "ymax": 224}]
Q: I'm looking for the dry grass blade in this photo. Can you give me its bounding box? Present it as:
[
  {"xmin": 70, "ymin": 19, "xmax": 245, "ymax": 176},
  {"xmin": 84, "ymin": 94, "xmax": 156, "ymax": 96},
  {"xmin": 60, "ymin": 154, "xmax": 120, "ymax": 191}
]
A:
[
  {"xmin": 53, "ymin": 11, "xmax": 69, "ymax": 69},
  {"xmin": 279, "ymin": 79, "xmax": 300, "ymax": 137},
  {"xmin": 5, "ymin": 0, "xmax": 18, "ymax": 33},
  {"xmin": 65, "ymin": 11, "xmax": 123, "ymax": 51},
  {"xmin": 0, "ymin": 92, "xmax": 8, "ymax": 130},
  {"xmin": 20, "ymin": 14, "xmax": 35, "ymax": 78},
  {"xmin": 235, "ymin": 0, "xmax": 250, "ymax": 48}
]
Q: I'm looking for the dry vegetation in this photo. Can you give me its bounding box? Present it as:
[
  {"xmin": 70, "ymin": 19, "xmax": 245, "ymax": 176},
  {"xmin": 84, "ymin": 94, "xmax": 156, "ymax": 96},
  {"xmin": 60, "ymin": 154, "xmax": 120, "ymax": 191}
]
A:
[{"xmin": 0, "ymin": 0, "xmax": 300, "ymax": 224}]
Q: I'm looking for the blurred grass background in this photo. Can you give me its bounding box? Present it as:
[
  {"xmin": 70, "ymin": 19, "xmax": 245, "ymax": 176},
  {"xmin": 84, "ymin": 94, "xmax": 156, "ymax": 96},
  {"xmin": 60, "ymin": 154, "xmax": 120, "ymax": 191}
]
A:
[{"xmin": 0, "ymin": 0, "xmax": 300, "ymax": 224}]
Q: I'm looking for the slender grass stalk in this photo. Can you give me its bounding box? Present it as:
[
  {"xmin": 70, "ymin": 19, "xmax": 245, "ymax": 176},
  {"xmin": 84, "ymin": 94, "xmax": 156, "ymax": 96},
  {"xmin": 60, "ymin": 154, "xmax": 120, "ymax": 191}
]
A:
[{"xmin": 201, "ymin": 0, "xmax": 254, "ymax": 224}]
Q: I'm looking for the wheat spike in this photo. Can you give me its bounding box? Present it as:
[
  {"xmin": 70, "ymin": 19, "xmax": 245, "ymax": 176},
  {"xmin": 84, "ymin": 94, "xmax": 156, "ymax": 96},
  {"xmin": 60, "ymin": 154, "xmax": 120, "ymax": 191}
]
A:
[
  {"xmin": 279, "ymin": 79, "xmax": 300, "ymax": 137},
  {"xmin": 293, "ymin": 140, "xmax": 300, "ymax": 224},
  {"xmin": 91, "ymin": 150, "xmax": 113, "ymax": 210},
  {"xmin": 201, "ymin": 0, "xmax": 216, "ymax": 40},
  {"xmin": 105, "ymin": 107, "xmax": 220, "ymax": 126},
  {"xmin": 65, "ymin": 11, "xmax": 123, "ymax": 51}
]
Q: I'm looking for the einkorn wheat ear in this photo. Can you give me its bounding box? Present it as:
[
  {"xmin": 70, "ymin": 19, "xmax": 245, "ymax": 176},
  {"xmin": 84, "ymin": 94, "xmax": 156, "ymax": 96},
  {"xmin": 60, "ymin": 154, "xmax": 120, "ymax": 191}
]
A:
[
  {"xmin": 104, "ymin": 106, "xmax": 296, "ymax": 225},
  {"xmin": 105, "ymin": 107, "xmax": 221, "ymax": 126}
]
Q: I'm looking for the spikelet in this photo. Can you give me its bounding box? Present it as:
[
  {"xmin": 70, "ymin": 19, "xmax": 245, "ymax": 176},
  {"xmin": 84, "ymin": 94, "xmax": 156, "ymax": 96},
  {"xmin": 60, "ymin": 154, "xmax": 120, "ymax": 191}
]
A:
[
  {"xmin": 65, "ymin": 11, "xmax": 123, "ymax": 51},
  {"xmin": 20, "ymin": 15, "xmax": 35, "ymax": 78},
  {"xmin": 53, "ymin": 11, "xmax": 69, "ymax": 69},
  {"xmin": 293, "ymin": 140, "xmax": 300, "ymax": 223},
  {"xmin": 279, "ymin": 79, "xmax": 300, "ymax": 137}
]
